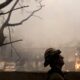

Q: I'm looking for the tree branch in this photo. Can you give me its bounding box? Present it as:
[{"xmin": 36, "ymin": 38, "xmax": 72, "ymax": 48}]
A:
[
  {"xmin": 1, "ymin": 0, "xmax": 19, "ymax": 29},
  {"xmin": 7, "ymin": 1, "xmax": 43, "ymax": 26},
  {"xmin": 0, "ymin": 39, "xmax": 22, "ymax": 46},
  {"xmin": 0, "ymin": 5, "xmax": 29, "ymax": 15},
  {"xmin": 0, "ymin": 0, "xmax": 13, "ymax": 9}
]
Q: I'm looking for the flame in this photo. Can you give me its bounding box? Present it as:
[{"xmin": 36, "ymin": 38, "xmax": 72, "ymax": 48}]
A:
[{"xmin": 75, "ymin": 62, "xmax": 80, "ymax": 71}]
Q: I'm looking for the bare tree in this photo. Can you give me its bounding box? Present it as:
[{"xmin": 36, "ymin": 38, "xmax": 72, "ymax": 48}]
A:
[
  {"xmin": 0, "ymin": 0, "xmax": 43, "ymax": 61},
  {"xmin": 0, "ymin": 0, "xmax": 43, "ymax": 46}
]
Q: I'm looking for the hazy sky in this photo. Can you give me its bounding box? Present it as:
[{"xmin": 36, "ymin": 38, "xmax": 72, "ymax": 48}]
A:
[
  {"xmin": 2, "ymin": 0, "xmax": 80, "ymax": 51},
  {"xmin": 14, "ymin": 0, "xmax": 80, "ymax": 48}
]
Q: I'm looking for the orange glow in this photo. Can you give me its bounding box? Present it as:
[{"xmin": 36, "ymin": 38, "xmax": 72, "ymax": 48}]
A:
[{"xmin": 75, "ymin": 62, "xmax": 80, "ymax": 71}]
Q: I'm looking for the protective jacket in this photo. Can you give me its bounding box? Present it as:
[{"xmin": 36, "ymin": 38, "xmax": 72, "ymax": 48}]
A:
[{"xmin": 47, "ymin": 67, "xmax": 64, "ymax": 80}]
